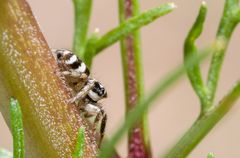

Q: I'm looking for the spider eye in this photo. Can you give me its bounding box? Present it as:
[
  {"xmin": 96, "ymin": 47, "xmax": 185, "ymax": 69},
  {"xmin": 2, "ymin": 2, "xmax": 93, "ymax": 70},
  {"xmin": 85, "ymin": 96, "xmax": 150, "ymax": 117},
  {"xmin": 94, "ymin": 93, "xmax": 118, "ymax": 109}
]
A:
[
  {"xmin": 57, "ymin": 53, "xmax": 62, "ymax": 59},
  {"xmin": 93, "ymin": 82, "xmax": 107, "ymax": 97}
]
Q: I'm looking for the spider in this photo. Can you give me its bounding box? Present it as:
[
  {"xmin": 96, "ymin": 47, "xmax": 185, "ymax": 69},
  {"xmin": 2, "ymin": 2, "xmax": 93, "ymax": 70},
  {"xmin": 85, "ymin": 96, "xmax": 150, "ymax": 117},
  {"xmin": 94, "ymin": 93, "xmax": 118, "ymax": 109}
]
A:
[{"xmin": 51, "ymin": 49, "xmax": 107, "ymax": 141}]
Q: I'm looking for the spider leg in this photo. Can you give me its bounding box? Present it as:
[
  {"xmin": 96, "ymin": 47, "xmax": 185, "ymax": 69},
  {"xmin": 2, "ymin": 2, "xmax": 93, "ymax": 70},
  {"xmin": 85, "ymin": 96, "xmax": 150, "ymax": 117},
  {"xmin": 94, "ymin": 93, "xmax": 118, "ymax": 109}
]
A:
[
  {"xmin": 81, "ymin": 103, "xmax": 106, "ymax": 144},
  {"xmin": 91, "ymin": 106, "xmax": 106, "ymax": 145},
  {"xmin": 99, "ymin": 112, "xmax": 107, "ymax": 142},
  {"xmin": 68, "ymin": 79, "xmax": 96, "ymax": 103}
]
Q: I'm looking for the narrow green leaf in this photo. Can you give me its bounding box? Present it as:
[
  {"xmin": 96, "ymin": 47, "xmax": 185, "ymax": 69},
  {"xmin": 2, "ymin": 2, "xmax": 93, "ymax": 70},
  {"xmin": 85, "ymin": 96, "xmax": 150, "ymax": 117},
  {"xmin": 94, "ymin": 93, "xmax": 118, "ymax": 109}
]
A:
[
  {"xmin": 162, "ymin": 81, "xmax": 240, "ymax": 158},
  {"xmin": 95, "ymin": 2, "xmax": 175, "ymax": 53},
  {"xmin": 99, "ymin": 48, "xmax": 209, "ymax": 158},
  {"xmin": 184, "ymin": 2, "xmax": 208, "ymax": 109},
  {"xmin": 84, "ymin": 31, "xmax": 100, "ymax": 67},
  {"xmin": 10, "ymin": 98, "xmax": 24, "ymax": 158},
  {"xmin": 0, "ymin": 149, "xmax": 12, "ymax": 158},
  {"xmin": 73, "ymin": 128, "xmax": 85, "ymax": 158},
  {"xmin": 73, "ymin": 0, "xmax": 93, "ymax": 58},
  {"xmin": 206, "ymin": 0, "xmax": 239, "ymax": 106},
  {"xmin": 207, "ymin": 152, "xmax": 215, "ymax": 158},
  {"xmin": 84, "ymin": 2, "xmax": 176, "ymax": 66}
]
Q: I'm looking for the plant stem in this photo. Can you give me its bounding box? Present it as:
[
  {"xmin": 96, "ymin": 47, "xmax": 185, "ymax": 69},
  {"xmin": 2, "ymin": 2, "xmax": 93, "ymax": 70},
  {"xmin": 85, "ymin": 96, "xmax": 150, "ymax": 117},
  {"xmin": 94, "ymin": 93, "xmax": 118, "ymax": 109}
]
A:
[
  {"xmin": 72, "ymin": 0, "xmax": 92, "ymax": 58},
  {"xmin": 73, "ymin": 128, "xmax": 85, "ymax": 158},
  {"xmin": 207, "ymin": 0, "xmax": 239, "ymax": 107},
  {"xmin": 0, "ymin": 0, "xmax": 98, "ymax": 157},
  {"xmin": 162, "ymin": 81, "xmax": 240, "ymax": 158},
  {"xmin": 118, "ymin": 0, "xmax": 151, "ymax": 157},
  {"xmin": 10, "ymin": 98, "xmax": 24, "ymax": 158},
  {"xmin": 95, "ymin": 3, "xmax": 175, "ymax": 54},
  {"xmin": 83, "ymin": 3, "xmax": 175, "ymax": 67},
  {"xmin": 184, "ymin": 2, "xmax": 209, "ymax": 110}
]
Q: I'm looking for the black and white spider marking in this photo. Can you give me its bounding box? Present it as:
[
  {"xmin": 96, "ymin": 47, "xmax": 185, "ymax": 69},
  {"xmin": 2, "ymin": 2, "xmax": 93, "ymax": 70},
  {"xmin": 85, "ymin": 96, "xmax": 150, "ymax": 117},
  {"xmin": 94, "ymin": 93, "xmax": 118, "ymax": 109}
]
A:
[{"xmin": 52, "ymin": 48, "xmax": 107, "ymax": 141}]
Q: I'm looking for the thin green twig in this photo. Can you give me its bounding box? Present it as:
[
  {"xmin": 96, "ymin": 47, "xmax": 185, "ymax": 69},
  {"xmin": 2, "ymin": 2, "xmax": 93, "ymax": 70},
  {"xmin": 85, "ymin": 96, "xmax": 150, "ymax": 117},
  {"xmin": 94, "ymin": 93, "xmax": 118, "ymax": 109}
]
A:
[
  {"xmin": 10, "ymin": 98, "xmax": 24, "ymax": 158},
  {"xmin": 207, "ymin": 0, "xmax": 240, "ymax": 106},
  {"xmin": 84, "ymin": 2, "xmax": 176, "ymax": 67},
  {"xmin": 162, "ymin": 81, "xmax": 240, "ymax": 158},
  {"xmin": 83, "ymin": 31, "xmax": 99, "ymax": 67},
  {"xmin": 184, "ymin": 2, "xmax": 209, "ymax": 110},
  {"xmin": 73, "ymin": 128, "xmax": 85, "ymax": 158},
  {"xmin": 72, "ymin": 0, "xmax": 93, "ymax": 58},
  {"xmin": 95, "ymin": 2, "xmax": 175, "ymax": 53}
]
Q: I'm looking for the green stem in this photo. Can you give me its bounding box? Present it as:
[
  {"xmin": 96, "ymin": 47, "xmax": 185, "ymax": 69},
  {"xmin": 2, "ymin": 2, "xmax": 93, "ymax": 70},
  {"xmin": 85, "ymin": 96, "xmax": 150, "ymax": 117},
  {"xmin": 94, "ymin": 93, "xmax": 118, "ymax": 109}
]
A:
[
  {"xmin": 72, "ymin": 0, "xmax": 92, "ymax": 58},
  {"xmin": 83, "ymin": 31, "xmax": 99, "ymax": 67},
  {"xmin": 118, "ymin": 0, "xmax": 151, "ymax": 157},
  {"xmin": 207, "ymin": 0, "xmax": 239, "ymax": 106},
  {"xmin": 73, "ymin": 128, "xmax": 85, "ymax": 158},
  {"xmin": 162, "ymin": 81, "xmax": 240, "ymax": 158},
  {"xmin": 10, "ymin": 98, "xmax": 25, "ymax": 158},
  {"xmin": 184, "ymin": 2, "xmax": 208, "ymax": 110},
  {"xmin": 96, "ymin": 3, "xmax": 175, "ymax": 54},
  {"xmin": 83, "ymin": 3, "xmax": 176, "ymax": 67}
]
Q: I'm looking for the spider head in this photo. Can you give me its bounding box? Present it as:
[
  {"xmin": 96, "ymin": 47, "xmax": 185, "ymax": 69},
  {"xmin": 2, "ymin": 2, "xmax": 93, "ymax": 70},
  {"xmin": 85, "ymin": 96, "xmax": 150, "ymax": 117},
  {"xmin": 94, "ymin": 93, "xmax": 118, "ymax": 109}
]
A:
[{"xmin": 88, "ymin": 81, "xmax": 107, "ymax": 102}]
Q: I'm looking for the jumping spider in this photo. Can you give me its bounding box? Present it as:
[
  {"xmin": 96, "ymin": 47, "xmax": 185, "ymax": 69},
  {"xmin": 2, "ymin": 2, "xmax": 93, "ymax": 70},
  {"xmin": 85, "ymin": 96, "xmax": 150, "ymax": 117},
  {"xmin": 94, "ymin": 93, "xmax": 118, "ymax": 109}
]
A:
[{"xmin": 51, "ymin": 49, "xmax": 107, "ymax": 141}]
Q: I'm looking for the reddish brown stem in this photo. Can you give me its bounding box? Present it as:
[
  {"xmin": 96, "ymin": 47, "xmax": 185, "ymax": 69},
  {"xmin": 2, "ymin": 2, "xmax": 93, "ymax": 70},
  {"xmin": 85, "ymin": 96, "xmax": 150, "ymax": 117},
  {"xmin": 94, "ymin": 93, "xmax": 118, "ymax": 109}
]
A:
[
  {"xmin": 125, "ymin": 35, "xmax": 148, "ymax": 158},
  {"xmin": 119, "ymin": 0, "xmax": 151, "ymax": 157},
  {"xmin": 0, "ymin": 0, "xmax": 98, "ymax": 157}
]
